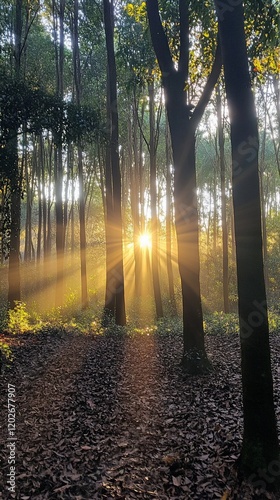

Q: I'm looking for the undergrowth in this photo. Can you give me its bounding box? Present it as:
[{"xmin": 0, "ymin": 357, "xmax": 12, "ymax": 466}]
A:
[{"xmin": 1, "ymin": 299, "xmax": 280, "ymax": 338}]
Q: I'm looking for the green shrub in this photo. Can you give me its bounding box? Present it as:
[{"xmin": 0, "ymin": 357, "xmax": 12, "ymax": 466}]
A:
[
  {"xmin": 204, "ymin": 311, "xmax": 239, "ymax": 335},
  {"xmin": 8, "ymin": 301, "xmax": 30, "ymax": 334},
  {"xmin": 0, "ymin": 342, "xmax": 13, "ymax": 370},
  {"xmin": 268, "ymin": 310, "xmax": 280, "ymax": 333}
]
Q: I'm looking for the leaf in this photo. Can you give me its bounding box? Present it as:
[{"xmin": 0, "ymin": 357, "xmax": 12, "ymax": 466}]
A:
[
  {"xmin": 53, "ymin": 484, "xmax": 71, "ymax": 493},
  {"xmin": 172, "ymin": 475, "xmax": 182, "ymax": 486},
  {"xmin": 221, "ymin": 491, "xmax": 230, "ymax": 500}
]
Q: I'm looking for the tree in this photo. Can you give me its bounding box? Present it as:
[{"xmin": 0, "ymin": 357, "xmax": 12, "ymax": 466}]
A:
[
  {"xmin": 52, "ymin": 0, "xmax": 66, "ymax": 308},
  {"xmin": 103, "ymin": 0, "xmax": 126, "ymax": 326},
  {"xmin": 72, "ymin": 0, "xmax": 89, "ymax": 309},
  {"xmin": 146, "ymin": 0, "xmax": 222, "ymax": 372},
  {"xmin": 165, "ymin": 113, "xmax": 176, "ymax": 314},
  {"xmin": 148, "ymin": 78, "xmax": 163, "ymax": 319},
  {"xmin": 214, "ymin": 0, "xmax": 279, "ymax": 481},
  {"xmin": 216, "ymin": 84, "xmax": 229, "ymax": 313}
]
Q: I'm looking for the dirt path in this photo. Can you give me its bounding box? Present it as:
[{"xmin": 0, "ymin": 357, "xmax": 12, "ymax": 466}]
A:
[{"xmin": 0, "ymin": 330, "xmax": 280, "ymax": 499}]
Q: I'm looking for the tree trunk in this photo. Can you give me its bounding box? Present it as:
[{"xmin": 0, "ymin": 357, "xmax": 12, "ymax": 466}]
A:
[
  {"xmin": 24, "ymin": 138, "xmax": 32, "ymax": 262},
  {"xmin": 54, "ymin": 144, "xmax": 64, "ymax": 306},
  {"xmin": 149, "ymin": 81, "xmax": 163, "ymax": 319},
  {"xmin": 8, "ymin": 145, "xmax": 21, "ymax": 307},
  {"xmin": 70, "ymin": 145, "xmax": 75, "ymax": 255},
  {"xmin": 103, "ymin": 142, "xmax": 115, "ymax": 321},
  {"xmin": 103, "ymin": 0, "xmax": 126, "ymax": 326},
  {"xmin": 168, "ymin": 101, "xmax": 208, "ymax": 370},
  {"xmin": 130, "ymin": 107, "xmax": 142, "ymax": 298},
  {"xmin": 46, "ymin": 136, "xmax": 52, "ymax": 257},
  {"xmin": 39, "ymin": 135, "xmax": 48, "ymax": 260},
  {"xmin": 216, "ymin": 86, "xmax": 229, "ymax": 313},
  {"xmin": 259, "ymin": 128, "xmax": 268, "ymax": 289},
  {"xmin": 165, "ymin": 113, "xmax": 176, "ymax": 314},
  {"xmin": 8, "ymin": 0, "xmax": 23, "ymax": 307},
  {"xmin": 37, "ymin": 136, "xmax": 43, "ymax": 261},
  {"xmin": 53, "ymin": 0, "xmax": 65, "ymax": 307},
  {"xmin": 146, "ymin": 0, "xmax": 221, "ymax": 372},
  {"xmin": 215, "ymin": 0, "xmax": 279, "ymax": 480},
  {"xmin": 73, "ymin": 0, "xmax": 89, "ymax": 309},
  {"xmin": 213, "ymin": 172, "xmax": 217, "ymax": 254}
]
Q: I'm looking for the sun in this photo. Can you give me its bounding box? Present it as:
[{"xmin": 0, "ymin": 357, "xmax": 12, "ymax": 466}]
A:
[{"xmin": 139, "ymin": 232, "xmax": 152, "ymax": 249}]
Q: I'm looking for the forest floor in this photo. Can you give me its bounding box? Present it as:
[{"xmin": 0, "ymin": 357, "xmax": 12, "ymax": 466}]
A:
[{"xmin": 0, "ymin": 326, "xmax": 280, "ymax": 500}]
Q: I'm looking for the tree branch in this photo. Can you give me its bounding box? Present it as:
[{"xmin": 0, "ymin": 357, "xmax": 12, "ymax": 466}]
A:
[
  {"xmin": 178, "ymin": 0, "xmax": 189, "ymax": 84},
  {"xmin": 191, "ymin": 38, "xmax": 222, "ymax": 130},
  {"xmin": 146, "ymin": 0, "xmax": 174, "ymax": 77},
  {"xmin": 133, "ymin": 90, "xmax": 150, "ymax": 152}
]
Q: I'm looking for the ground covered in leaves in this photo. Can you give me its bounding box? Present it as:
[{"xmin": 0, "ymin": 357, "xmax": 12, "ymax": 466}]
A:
[{"xmin": 0, "ymin": 325, "xmax": 280, "ymax": 499}]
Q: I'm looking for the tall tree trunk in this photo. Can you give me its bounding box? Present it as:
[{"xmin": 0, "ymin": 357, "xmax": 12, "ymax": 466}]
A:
[
  {"xmin": 69, "ymin": 144, "xmax": 75, "ymax": 255},
  {"xmin": 215, "ymin": 0, "xmax": 279, "ymax": 479},
  {"xmin": 54, "ymin": 143, "xmax": 64, "ymax": 306},
  {"xmin": 146, "ymin": 0, "xmax": 221, "ymax": 372},
  {"xmin": 213, "ymin": 172, "xmax": 217, "ymax": 253},
  {"xmin": 8, "ymin": 0, "xmax": 23, "ymax": 307},
  {"xmin": 40, "ymin": 134, "xmax": 47, "ymax": 260},
  {"xmin": 37, "ymin": 136, "xmax": 43, "ymax": 261},
  {"xmin": 259, "ymin": 128, "xmax": 268, "ymax": 289},
  {"xmin": 149, "ymin": 81, "xmax": 163, "ymax": 319},
  {"xmin": 8, "ymin": 141, "xmax": 21, "ymax": 306},
  {"xmin": 216, "ymin": 86, "xmax": 229, "ymax": 313},
  {"xmin": 77, "ymin": 145, "xmax": 88, "ymax": 308},
  {"xmin": 46, "ymin": 136, "xmax": 52, "ymax": 257},
  {"xmin": 139, "ymin": 103, "xmax": 145, "ymax": 233},
  {"xmin": 72, "ymin": 0, "xmax": 89, "ymax": 310},
  {"xmin": 103, "ymin": 0, "xmax": 126, "ymax": 326},
  {"xmin": 130, "ymin": 106, "xmax": 142, "ymax": 298},
  {"xmin": 24, "ymin": 137, "xmax": 32, "ymax": 262},
  {"xmin": 169, "ymin": 107, "xmax": 207, "ymax": 368},
  {"xmin": 53, "ymin": 0, "xmax": 65, "ymax": 307},
  {"xmin": 103, "ymin": 142, "xmax": 115, "ymax": 321},
  {"xmin": 165, "ymin": 112, "xmax": 176, "ymax": 314}
]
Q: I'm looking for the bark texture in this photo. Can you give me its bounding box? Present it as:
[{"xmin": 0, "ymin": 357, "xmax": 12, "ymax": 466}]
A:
[
  {"xmin": 146, "ymin": 0, "xmax": 221, "ymax": 372},
  {"xmin": 214, "ymin": 0, "xmax": 279, "ymax": 480}
]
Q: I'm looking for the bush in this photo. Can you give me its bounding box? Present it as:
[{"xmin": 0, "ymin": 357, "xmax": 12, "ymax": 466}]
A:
[
  {"xmin": 204, "ymin": 311, "xmax": 239, "ymax": 335},
  {"xmin": 7, "ymin": 301, "xmax": 30, "ymax": 334}
]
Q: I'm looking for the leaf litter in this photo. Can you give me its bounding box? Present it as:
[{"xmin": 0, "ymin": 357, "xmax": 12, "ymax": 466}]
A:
[{"xmin": 0, "ymin": 327, "xmax": 280, "ymax": 499}]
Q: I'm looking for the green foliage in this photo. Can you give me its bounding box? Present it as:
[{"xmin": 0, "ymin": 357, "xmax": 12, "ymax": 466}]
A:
[
  {"xmin": 0, "ymin": 341, "xmax": 13, "ymax": 369},
  {"xmin": 268, "ymin": 310, "xmax": 280, "ymax": 333},
  {"xmin": 204, "ymin": 310, "xmax": 280, "ymax": 336},
  {"xmin": 204, "ymin": 312, "xmax": 239, "ymax": 335},
  {"xmin": 42, "ymin": 307, "xmax": 64, "ymax": 329},
  {"xmin": 7, "ymin": 301, "xmax": 30, "ymax": 334},
  {"xmin": 0, "ymin": 75, "xmax": 101, "ymax": 159}
]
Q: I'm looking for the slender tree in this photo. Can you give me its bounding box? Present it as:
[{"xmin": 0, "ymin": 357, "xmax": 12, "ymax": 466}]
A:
[
  {"xmin": 52, "ymin": 0, "xmax": 65, "ymax": 307},
  {"xmin": 103, "ymin": 0, "xmax": 126, "ymax": 326},
  {"xmin": 8, "ymin": 0, "xmax": 23, "ymax": 307},
  {"xmin": 72, "ymin": 0, "xmax": 89, "ymax": 309},
  {"xmin": 165, "ymin": 112, "xmax": 176, "ymax": 314},
  {"xmin": 148, "ymin": 79, "xmax": 163, "ymax": 319},
  {"xmin": 216, "ymin": 85, "xmax": 229, "ymax": 313},
  {"xmin": 214, "ymin": 0, "xmax": 279, "ymax": 480}
]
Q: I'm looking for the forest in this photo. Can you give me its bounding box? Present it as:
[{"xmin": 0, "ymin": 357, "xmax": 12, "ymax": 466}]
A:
[{"xmin": 0, "ymin": 0, "xmax": 280, "ymax": 498}]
